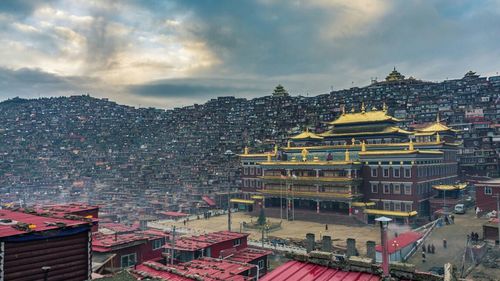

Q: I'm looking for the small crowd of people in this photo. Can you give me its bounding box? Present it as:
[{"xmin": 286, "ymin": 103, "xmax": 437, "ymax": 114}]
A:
[{"xmin": 468, "ymin": 232, "xmax": 480, "ymax": 243}]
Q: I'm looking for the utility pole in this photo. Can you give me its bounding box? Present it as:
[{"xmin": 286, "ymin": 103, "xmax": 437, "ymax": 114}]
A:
[
  {"xmin": 495, "ymin": 194, "xmax": 500, "ymax": 246},
  {"xmin": 228, "ymin": 183, "xmax": 232, "ymax": 231},
  {"xmin": 171, "ymin": 226, "xmax": 176, "ymax": 265}
]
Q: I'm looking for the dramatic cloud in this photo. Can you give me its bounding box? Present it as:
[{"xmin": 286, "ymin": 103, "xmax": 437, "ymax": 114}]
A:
[{"xmin": 0, "ymin": 0, "xmax": 499, "ymax": 108}]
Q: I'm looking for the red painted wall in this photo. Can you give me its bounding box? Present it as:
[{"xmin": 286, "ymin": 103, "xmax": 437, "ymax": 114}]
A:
[{"xmin": 476, "ymin": 185, "xmax": 500, "ymax": 212}]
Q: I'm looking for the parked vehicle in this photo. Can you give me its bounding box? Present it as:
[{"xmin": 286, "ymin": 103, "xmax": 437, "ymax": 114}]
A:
[{"xmin": 454, "ymin": 204, "xmax": 466, "ymax": 214}]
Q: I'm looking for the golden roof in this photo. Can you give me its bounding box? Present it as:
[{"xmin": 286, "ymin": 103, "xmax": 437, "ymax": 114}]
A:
[
  {"xmin": 258, "ymin": 160, "xmax": 360, "ymax": 166},
  {"xmin": 352, "ymin": 202, "xmax": 376, "ymax": 207},
  {"xmin": 328, "ymin": 110, "xmax": 401, "ymax": 125},
  {"xmin": 320, "ymin": 126, "xmax": 411, "ymax": 137},
  {"xmin": 432, "ymin": 183, "xmax": 467, "ymax": 191},
  {"xmin": 290, "ymin": 128, "xmax": 324, "ymax": 140},
  {"xmin": 416, "ymin": 122, "xmax": 458, "ymax": 133}
]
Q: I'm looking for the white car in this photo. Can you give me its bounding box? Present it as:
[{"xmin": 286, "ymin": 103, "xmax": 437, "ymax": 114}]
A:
[{"xmin": 454, "ymin": 204, "xmax": 466, "ymax": 214}]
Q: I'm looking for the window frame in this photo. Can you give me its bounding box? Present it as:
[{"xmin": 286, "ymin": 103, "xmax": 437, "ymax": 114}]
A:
[{"xmin": 120, "ymin": 253, "xmax": 137, "ymax": 268}]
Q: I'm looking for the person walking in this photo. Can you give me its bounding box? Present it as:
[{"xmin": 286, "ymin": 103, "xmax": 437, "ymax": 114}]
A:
[
  {"xmin": 325, "ymin": 224, "xmax": 328, "ymax": 231},
  {"xmin": 427, "ymin": 244, "xmax": 432, "ymax": 253},
  {"xmin": 422, "ymin": 243, "xmax": 426, "ymax": 253},
  {"xmin": 431, "ymin": 244, "xmax": 435, "ymax": 254},
  {"xmin": 443, "ymin": 238, "xmax": 447, "ymax": 248},
  {"xmin": 422, "ymin": 251, "xmax": 426, "ymax": 263}
]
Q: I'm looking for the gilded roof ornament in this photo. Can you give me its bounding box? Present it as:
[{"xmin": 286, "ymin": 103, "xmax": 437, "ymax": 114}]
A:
[
  {"xmin": 345, "ymin": 149, "xmax": 350, "ymax": 162},
  {"xmin": 408, "ymin": 139, "xmax": 414, "ymax": 151},
  {"xmin": 382, "ymin": 102, "xmax": 388, "ymax": 112},
  {"xmin": 436, "ymin": 132, "xmax": 441, "ymax": 143},
  {"xmin": 267, "ymin": 153, "xmax": 272, "ymax": 162},
  {"xmin": 361, "ymin": 141, "xmax": 366, "ymax": 152},
  {"xmin": 361, "ymin": 102, "xmax": 366, "ymax": 113},
  {"xmin": 301, "ymin": 148, "xmax": 309, "ymax": 162},
  {"xmin": 244, "ymin": 146, "xmax": 249, "ymax": 155},
  {"xmin": 341, "ymin": 105, "xmax": 346, "ymax": 115}
]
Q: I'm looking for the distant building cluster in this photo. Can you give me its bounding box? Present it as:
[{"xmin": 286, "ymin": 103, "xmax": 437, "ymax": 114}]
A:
[{"xmin": 0, "ymin": 69, "xmax": 498, "ymax": 222}]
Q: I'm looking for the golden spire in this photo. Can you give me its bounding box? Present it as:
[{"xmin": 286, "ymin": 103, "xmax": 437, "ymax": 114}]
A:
[
  {"xmin": 345, "ymin": 149, "xmax": 350, "ymax": 161},
  {"xmin": 361, "ymin": 141, "xmax": 366, "ymax": 152},
  {"xmin": 274, "ymin": 144, "xmax": 278, "ymax": 155},
  {"xmin": 267, "ymin": 153, "xmax": 272, "ymax": 162},
  {"xmin": 382, "ymin": 102, "xmax": 388, "ymax": 112},
  {"xmin": 436, "ymin": 112, "xmax": 440, "ymax": 123},
  {"xmin": 287, "ymin": 140, "xmax": 291, "ymax": 148},
  {"xmin": 361, "ymin": 102, "xmax": 366, "ymax": 113},
  {"xmin": 409, "ymin": 139, "xmax": 414, "ymax": 151},
  {"xmin": 301, "ymin": 148, "xmax": 309, "ymax": 162},
  {"xmin": 341, "ymin": 105, "xmax": 346, "ymax": 115},
  {"xmin": 351, "ymin": 137, "xmax": 356, "ymax": 146},
  {"xmin": 244, "ymin": 146, "xmax": 249, "ymax": 155},
  {"xmin": 436, "ymin": 132, "xmax": 441, "ymax": 143},
  {"xmin": 351, "ymin": 106, "xmax": 355, "ymax": 113}
]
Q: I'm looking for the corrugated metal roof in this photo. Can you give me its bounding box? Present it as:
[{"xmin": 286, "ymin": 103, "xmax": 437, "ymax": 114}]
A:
[
  {"xmin": 261, "ymin": 260, "xmax": 381, "ymax": 281},
  {"xmin": 0, "ymin": 209, "xmax": 90, "ymax": 238},
  {"xmin": 375, "ymin": 231, "xmax": 423, "ymax": 254}
]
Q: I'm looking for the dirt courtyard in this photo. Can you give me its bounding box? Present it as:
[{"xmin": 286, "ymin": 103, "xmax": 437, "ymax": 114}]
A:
[{"xmin": 158, "ymin": 212, "xmax": 388, "ymax": 253}]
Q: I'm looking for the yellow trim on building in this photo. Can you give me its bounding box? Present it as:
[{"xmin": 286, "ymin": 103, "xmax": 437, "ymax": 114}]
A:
[
  {"xmin": 290, "ymin": 129, "xmax": 324, "ymax": 140},
  {"xmin": 364, "ymin": 209, "xmax": 418, "ymax": 217},
  {"xmin": 352, "ymin": 202, "xmax": 376, "ymax": 207},
  {"xmin": 359, "ymin": 150, "xmax": 443, "ymax": 156},
  {"xmin": 251, "ymin": 195, "xmax": 264, "ymax": 199},
  {"xmin": 258, "ymin": 161, "xmax": 359, "ymax": 166},
  {"xmin": 230, "ymin": 199, "xmax": 255, "ymax": 204},
  {"xmin": 432, "ymin": 183, "xmax": 467, "ymax": 191},
  {"xmin": 260, "ymin": 175, "xmax": 359, "ymax": 182}
]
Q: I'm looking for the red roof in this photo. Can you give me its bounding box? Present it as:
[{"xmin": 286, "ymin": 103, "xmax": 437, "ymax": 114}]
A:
[
  {"xmin": 202, "ymin": 196, "xmax": 216, "ymax": 206},
  {"xmin": 99, "ymin": 222, "xmax": 140, "ymax": 233},
  {"xmin": 165, "ymin": 231, "xmax": 249, "ymax": 251},
  {"xmin": 92, "ymin": 231, "xmax": 164, "ymax": 252},
  {"xmin": 0, "ymin": 209, "xmax": 91, "ymax": 238},
  {"xmin": 159, "ymin": 211, "xmax": 189, "ymax": 217},
  {"xmin": 375, "ymin": 231, "xmax": 423, "ymax": 254},
  {"xmin": 226, "ymin": 247, "xmax": 273, "ymax": 263},
  {"xmin": 261, "ymin": 260, "xmax": 381, "ymax": 281},
  {"xmin": 35, "ymin": 203, "xmax": 99, "ymax": 215},
  {"xmin": 135, "ymin": 258, "xmax": 254, "ymax": 281}
]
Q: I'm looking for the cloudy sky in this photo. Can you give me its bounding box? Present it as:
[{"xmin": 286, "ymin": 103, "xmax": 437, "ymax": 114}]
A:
[{"xmin": 1, "ymin": 0, "xmax": 499, "ymax": 108}]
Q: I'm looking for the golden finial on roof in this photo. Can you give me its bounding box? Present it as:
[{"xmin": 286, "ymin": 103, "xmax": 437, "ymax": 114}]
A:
[
  {"xmin": 301, "ymin": 148, "xmax": 309, "ymax": 162},
  {"xmin": 267, "ymin": 153, "xmax": 271, "ymax": 162},
  {"xmin": 436, "ymin": 132, "xmax": 441, "ymax": 143},
  {"xmin": 287, "ymin": 140, "xmax": 291, "ymax": 148},
  {"xmin": 361, "ymin": 102, "xmax": 366, "ymax": 113},
  {"xmin": 409, "ymin": 139, "xmax": 414, "ymax": 151},
  {"xmin": 244, "ymin": 146, "xmax": 249, "ymax": 155},
  {"xmin": 341, "ymin": 104, "xmax": 346, "ymax": 115},
  {"xmin": 351, "ymin": 137, "xmax": 356, "ymax": 146},
  {"xmin": 371, "ymin": 106, "xmax": 377, "ymax": 111},
  {"xmin": 351, "ymin": 107, "xmax": 355, "ymax": 113},
  {"xmin": 436, "ymin": 112, "xmax": 440, "ymax": 123},
  {"xmin": 345, "ymin": 149, "xmax": 350, "ymax": 162},
  {"xmin": 274, "ymin": 144, "xmax": 278, "ymax": 154},
  {"xmin": 361, "ymin": 141, "xmax": 366, "ymax": 152},
  {"xmin": 382, "ymin": 102, "xmax": 388, "ymax": 112}
]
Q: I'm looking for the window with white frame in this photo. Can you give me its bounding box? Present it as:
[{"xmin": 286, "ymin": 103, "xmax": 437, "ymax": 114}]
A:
[
  {"xmin": 484, "ymin": 187, "xmax": 492, "ymax": 195},
  {"xmin": 383, "ymin": 168, "xmax": 389, "ymax": 178},
  {"xmin": 152, "ymin": 239, "xmax": 163, "ymax": 250},
  {"xmin": 371, "ymin": 167, "xmax": 378, "ymax": 177},
  {"xmin": 383, "ymin": 184, "xmax": 390, "ymax": 194},
  {"xmin": 233, "ymin": 238, "xmax": 241, "ymax": 247},
  {"xmin": 258, "ymin": 259, "xmax": 265, "ymax": 270},
  {"xmin": 404, "ymin": 167, "xmax": 411, "ymax": 178},
  {"xmin": 383, "ymin": 201, "xmax": 391, "ymax": 210},
  {"xmin": 393, "ymin": 167, "xmax": 400, "ymax": 178},
  {"xmin": 393, "ymin": 184, "xmax": 401, "ymax": 194},
  {"xmin": 121, "ymin": 253, "xmax": 137, "ymax": 268},
  {"xmin": 394, "ymin": 202, "xmax": 401, "ymax": 211},
  {"xmin": 405, "ymin": 203, "xmax": 412, "ymax": 212},
  {"xmin": 404, "ymin": 184, "xmax": 412, "ymax": 195},
  {"xmin": 371, "ymin": 183, "xmax": 378, "ymax": 193}
]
